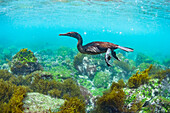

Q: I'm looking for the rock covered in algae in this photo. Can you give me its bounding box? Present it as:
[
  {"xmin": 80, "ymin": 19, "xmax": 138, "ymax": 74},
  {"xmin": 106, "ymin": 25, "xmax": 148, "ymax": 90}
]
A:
[
  {"xmin": 124, "ymin": 78, "xmax": 170, "ymax": 113},
  {"xmin": 23, "ymin": 92, "xmax": 65, "ymax": 113},
  {"xmin": 10, "ymin": 48, "xmax": 42, "ymax": 75},
  {"xmin": 94, "ymin": 70, "xmax": 111, "ymax": 88},
  {"xmin": 74, "ymin": 53, "xmax": 97, "ymax": 80}
]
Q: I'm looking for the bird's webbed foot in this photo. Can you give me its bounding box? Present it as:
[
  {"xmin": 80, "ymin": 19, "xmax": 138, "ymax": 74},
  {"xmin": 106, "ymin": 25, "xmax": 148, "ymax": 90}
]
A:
[
  {"xmin": 111, "ymin": 50, "xmax": 121, "ymax": 61},
  {"xmin": 105, "ymin": 48, "xmax": 112, "ymax": 67}
]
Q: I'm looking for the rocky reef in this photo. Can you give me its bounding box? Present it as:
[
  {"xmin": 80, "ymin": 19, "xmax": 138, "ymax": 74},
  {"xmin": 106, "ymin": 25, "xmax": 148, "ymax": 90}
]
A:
[
  {"xmin": 0, "ymin": 47, "xmax": 169, "ymax": 113},
  {"xmin": 10, "ymin": 48, "xmax": 42, "ymax": 75}
]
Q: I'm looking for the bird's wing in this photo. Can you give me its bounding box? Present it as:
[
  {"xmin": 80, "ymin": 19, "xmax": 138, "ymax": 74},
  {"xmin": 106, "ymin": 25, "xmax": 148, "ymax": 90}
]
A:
[
  {"xmin": 83, "ymin": 42, "xmax": 101, "ymax": 53},
  {"xmin": 85, "ymin": 46, "xmax": 101, "ymax": 53}
]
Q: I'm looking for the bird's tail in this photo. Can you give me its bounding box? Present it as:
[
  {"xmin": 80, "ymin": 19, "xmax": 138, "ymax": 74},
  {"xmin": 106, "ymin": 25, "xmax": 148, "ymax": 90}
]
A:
[{"xmin": 117, "ymin": 46, "xmax": 134, "ymax": 52}]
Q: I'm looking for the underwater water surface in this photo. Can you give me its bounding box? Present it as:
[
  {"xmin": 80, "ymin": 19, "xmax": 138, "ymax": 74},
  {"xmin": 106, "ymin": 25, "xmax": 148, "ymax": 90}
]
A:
[{"xmin": 0, "ymin": 0, "xmax": 170, "ymax": 113}]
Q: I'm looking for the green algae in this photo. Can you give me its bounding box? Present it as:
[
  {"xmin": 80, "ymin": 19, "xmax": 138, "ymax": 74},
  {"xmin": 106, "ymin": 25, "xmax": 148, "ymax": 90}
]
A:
[
  {"xmin": 13, "ymin": 48, "xmax": 37, "ymax": 63},
  {"xmin": 49, "ymin": 66, "xmax": 73, "ymax": 79},
  {"xmin": 90, "ymin": 88, "xmax": 107, "ymax": 96},
  {"xmin": 141, "ymin": 96, "xmax": 170, "ymax": 112},
  {"xmin": 94, "ymin": 71, "xmax": 110, "ymax": 88},
  {"xmin": 78, "ymin": 78, "xmax": 93, "ymax": 90}
]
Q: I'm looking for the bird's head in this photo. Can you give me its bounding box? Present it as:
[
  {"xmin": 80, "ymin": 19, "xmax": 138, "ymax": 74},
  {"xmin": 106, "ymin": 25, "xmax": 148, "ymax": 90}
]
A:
[{"xmin": 59, "ymin": 32, "xmax": 80, "ymax": 39}]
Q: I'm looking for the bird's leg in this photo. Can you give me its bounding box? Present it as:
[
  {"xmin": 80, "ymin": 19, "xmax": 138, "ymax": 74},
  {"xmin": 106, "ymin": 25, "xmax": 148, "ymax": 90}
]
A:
[
  {"xmin": 111, "ymin": 49, "xmax": 121, "ymax": 61},
  {"xmin": 105, "ymin": 48, "xmax": 112, "ymax": 67}
]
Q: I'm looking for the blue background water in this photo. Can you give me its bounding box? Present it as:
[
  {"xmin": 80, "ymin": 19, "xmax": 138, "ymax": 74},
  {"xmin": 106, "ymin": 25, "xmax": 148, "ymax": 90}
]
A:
[{"xmin": 0, "ymin": 0, "xmax": 170, "ymax": 59}]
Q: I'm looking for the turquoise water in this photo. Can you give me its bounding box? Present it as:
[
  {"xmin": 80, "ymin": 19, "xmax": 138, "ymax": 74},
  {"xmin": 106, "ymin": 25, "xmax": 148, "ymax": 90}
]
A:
[
  {"xmin": 0, "ymin": 1, "xmax": 170, "ymax": 112},
  {"xmin": 0, "ymin": 0, "xmax": 170, "ymax": 58}
]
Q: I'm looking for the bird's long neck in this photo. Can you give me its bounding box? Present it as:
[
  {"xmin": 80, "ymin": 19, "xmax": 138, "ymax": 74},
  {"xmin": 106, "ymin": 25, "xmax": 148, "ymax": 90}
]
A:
[{"xmin": 76, "ymin": 35, "xmax": 85, "ymax": 53}]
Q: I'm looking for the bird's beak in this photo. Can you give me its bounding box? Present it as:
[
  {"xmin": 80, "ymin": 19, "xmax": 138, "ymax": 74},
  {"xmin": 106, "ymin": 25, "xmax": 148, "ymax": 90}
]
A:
[{"xmin": 59, "ymin": 33, "xmax": 68, "ymax": 36}]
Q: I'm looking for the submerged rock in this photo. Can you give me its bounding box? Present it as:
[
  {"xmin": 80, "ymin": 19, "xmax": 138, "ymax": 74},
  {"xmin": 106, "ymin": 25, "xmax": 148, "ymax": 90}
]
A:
[
  {"xmin": 124, "ymin": 78, "xmax": 170, "ymax": 113},
  {"xmin": 75, "ymin": 55, "xmax": 97, "ymax": 80},
  {"xmin": 10, "ymin": 48, "xmax": 42, "ymax": 75},
  {"xmin": 93, "ymin": 70, "xmax": 111, "ymax": 88},
  {"xmin": 160, "ymin": 73, "xmax": 170, "ymax": 98},
  {"xmin": 23, "ymin": 92, "xmax": 65, "ymax": 113}
]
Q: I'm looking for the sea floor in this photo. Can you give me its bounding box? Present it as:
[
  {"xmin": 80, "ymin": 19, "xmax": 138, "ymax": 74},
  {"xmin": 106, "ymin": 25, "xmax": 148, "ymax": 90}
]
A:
[{"xmin": 0, "ymin": 46, "xmax": 169, "ymax": 113}]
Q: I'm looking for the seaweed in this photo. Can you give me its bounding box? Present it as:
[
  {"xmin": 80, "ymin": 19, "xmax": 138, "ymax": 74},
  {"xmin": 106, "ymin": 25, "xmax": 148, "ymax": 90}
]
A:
[
  {"xmin": 48, "ymin": 89, "xmax": 62, "ymax": 98},
  {"xmin": 0, "ymin": 79, "xmax": 15, "ymax": 108},
  {"xmin": 110, "ymin": 79, "xmax": 125, "ymax": 90},
  {"xmin": 30, "ymin": 72, "xmax": 84, "ymax": 100},
  {"xmin": 0, "ymin": 70, "xmax": 85, "ymax": 108},
  {"xmin": 4, "ymin": 86, "xmax": 27, "ymax": 113},
  {"xmin": 61, "ymin": 78, "xmax": 84, "ymax": 100},
  {"xmin": 92, "ymin": 79, "xmax": 143, "ymax": 113},
  {"xmin": 0, "ymin": 69, "xmax": 13, "ymax": 81},
  {"xmin": 58, "ymin": 97, "xmax": 86, "ymax": 113},
  {"xmin": 128, "ymin": 65, "xmax": 152, "ymax": 88},
  {"xmin": 93, "ymin": 79, "xmax": 144, "ymax": 113},
  {"xmin": 93, "ymin": 87, "xmax": 125, "ymax": 113},
  {"xmin": 0, "ymin": 79, "xmax": 28, "ymax": 113},
  {"xmin": 30, "ymin": 73, "xmax": 55, "ymax": 95},
  {"xmin": 9, "ymin": 73, "xmax": 33, "ymax": 86}
]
